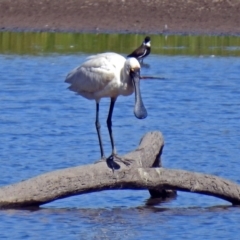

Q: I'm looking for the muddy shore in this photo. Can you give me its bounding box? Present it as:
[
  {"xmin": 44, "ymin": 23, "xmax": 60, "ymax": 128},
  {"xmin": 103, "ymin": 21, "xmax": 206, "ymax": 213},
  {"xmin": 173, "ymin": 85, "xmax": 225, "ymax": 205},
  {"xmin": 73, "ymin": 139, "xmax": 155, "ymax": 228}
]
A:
[{"xmin": 0, "ymin": 0, "xmax": 240, "ymax": 35}]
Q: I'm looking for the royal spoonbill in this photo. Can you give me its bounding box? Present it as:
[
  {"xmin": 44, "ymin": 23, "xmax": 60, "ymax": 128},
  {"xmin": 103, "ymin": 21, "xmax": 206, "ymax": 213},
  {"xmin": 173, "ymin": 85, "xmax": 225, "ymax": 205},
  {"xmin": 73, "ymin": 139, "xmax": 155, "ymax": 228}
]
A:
[
  {"xmin": 127, "ymin": 36, "xmax": 151, "ymax": 63},
  {"xmin": 65, "ymin": 52, "xmax": 147, "ymax": 164}
]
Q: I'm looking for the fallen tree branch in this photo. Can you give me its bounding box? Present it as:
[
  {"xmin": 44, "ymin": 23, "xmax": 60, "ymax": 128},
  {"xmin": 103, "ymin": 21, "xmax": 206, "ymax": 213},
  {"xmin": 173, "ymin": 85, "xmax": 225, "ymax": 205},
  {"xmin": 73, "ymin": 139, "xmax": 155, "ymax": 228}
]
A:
[
  {"xmin": 0, "ymin": 131, "xmax": 164, "ymax": 208},
  {"xmin": 0, "ymin": 131, "xmax": 240, "ymax": 209},
  {"xmin": 129, "ymin": 168, "xmax": 240, "ymax": 205}
]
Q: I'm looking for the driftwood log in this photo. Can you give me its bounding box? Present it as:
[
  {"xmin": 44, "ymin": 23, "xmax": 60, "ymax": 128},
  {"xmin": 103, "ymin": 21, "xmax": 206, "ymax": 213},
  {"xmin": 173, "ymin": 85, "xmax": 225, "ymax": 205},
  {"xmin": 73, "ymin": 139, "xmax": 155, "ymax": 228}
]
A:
[{"xmin": 1, "ymin": 131, "xmax": 240, "ymax": 209}]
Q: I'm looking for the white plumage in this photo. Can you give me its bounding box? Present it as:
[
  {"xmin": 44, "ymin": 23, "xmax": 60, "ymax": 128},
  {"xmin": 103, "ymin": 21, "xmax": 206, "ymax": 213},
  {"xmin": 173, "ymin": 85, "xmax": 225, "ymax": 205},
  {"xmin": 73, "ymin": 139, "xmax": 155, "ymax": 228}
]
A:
[
  {"xmin": 65, "ymin": 52, "xmax": 147, "ymax": 165},
  {"xmin": 66, "ymin": 53, "xmax": 136, "ymax": 100}
]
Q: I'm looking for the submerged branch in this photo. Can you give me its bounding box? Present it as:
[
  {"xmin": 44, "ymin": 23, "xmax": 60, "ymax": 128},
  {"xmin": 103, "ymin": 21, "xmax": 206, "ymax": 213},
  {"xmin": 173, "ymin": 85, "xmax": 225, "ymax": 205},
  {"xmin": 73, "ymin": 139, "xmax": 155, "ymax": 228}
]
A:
[{"xmin": 140, "ymin": 75, "xmax": 165, "ymax": 80}]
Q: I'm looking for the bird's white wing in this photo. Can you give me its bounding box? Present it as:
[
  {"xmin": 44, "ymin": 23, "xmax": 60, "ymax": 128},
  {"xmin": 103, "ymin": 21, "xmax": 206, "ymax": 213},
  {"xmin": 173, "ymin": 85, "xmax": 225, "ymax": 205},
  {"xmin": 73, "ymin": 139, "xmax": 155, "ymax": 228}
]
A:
[{"xmin": 65, "ymin": 54, "xmax": 124, "ymax": 94}]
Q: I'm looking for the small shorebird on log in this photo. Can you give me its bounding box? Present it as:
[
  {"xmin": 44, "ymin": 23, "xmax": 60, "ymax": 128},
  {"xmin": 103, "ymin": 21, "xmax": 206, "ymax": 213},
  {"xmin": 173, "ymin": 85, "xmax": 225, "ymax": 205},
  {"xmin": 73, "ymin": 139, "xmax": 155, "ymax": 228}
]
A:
[{"xmin": 127, "ymin": 36, "xmax": 151, "ymax": 63}]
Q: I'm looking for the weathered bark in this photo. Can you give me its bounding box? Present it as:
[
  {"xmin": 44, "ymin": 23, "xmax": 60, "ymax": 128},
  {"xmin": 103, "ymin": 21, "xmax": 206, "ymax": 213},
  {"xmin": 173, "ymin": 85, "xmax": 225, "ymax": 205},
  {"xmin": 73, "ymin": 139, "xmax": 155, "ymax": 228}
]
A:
[
  {"xmin": 0, "ymin": 131, "xmax": 164, "ymax": 208},
  {"xmin": 0, "ymin": 131, "xmax": 240, "ymax": 209}
]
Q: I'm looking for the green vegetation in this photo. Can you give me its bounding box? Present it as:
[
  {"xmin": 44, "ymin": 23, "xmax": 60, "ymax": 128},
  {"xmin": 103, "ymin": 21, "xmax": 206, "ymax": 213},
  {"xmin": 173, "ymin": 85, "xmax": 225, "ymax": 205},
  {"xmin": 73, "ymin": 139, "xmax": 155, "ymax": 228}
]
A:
[{"xmin": 0, "ymin": 31, "xmax": 240, "ymax": 56}]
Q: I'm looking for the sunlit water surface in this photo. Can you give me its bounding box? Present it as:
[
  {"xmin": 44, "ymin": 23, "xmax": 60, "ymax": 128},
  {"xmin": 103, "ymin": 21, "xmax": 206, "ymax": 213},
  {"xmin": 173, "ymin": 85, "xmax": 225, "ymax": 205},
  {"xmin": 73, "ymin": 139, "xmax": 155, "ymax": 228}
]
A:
[{"xmin": 0, "ymin": 33, "xmax": 240, "ymax": 239}]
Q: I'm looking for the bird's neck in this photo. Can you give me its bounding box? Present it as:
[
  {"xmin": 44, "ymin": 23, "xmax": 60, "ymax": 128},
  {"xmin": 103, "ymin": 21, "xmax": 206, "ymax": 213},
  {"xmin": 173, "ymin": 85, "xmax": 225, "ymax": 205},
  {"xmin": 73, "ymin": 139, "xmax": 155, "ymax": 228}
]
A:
[
  {"xmin": 119, "ymin": 69, "xmax": 133, "ymax": 95},
  {"xmin": 121, "ymin": 68, "xmax": 131, "ymax": 84},
  {"xmin": 144, "ymin": 42, "xmax": 151, "ymax": 47}
]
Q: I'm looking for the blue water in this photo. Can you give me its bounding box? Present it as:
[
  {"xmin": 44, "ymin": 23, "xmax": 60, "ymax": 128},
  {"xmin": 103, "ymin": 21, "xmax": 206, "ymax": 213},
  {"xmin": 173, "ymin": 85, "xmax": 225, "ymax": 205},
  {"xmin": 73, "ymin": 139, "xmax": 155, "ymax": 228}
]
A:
[{"xmin": 1, "ymin": 51, "xmax": 240, "ymax": 239}]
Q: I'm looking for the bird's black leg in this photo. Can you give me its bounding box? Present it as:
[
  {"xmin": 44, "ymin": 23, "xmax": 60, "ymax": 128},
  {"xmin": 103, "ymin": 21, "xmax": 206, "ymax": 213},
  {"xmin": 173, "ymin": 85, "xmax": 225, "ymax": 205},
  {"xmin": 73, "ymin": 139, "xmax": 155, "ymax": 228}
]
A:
[
  {"xmin": 106, "ymin": 97, "xmax": 120, "ymax": 170},
  {"xmin": 95, "ymin": 102, "xmax": 105, "ymax": 159},
  {"xmin": 106, "ymin": 98, "xmax": 132, "ymax": 170},
  {"xmin": 107, "ymin": 97, "xmax": 117, "ymax": 156}
]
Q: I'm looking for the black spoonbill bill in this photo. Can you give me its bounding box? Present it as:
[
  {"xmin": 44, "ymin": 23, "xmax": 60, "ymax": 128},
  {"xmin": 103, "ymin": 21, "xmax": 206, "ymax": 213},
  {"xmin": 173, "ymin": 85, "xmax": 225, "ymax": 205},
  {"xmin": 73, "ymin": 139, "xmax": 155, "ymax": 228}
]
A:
[
  {"xmin": 65, "ymin": 52, "xmax": 147, "ymax": 165},
  {"xmin": 127, "ymin": 36, "xmax": 151, "ymax": 63}
]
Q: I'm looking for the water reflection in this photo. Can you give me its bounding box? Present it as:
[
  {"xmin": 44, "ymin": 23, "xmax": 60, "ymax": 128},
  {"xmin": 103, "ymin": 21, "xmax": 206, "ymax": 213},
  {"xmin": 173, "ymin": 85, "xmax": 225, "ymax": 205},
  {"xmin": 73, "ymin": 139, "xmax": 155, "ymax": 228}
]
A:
[
  {"xmin": 0, "ymin": 31, "xmax": 240, "ymax": 56},
  {"xmin": 1, "ymin": 204, "xmax": 239, "ymax": 239}
]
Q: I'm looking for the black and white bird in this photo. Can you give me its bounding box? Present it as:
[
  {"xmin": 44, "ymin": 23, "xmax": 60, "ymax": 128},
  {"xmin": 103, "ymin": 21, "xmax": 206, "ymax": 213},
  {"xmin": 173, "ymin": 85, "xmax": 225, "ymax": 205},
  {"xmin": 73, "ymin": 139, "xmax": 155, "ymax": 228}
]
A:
[
  {"xmin": 127, "ymin": 36, "xmax": 151, "ymax": 63},
  {"xmin": 65, "ymin": 52, "xmax": 147, "ymax": 165}
]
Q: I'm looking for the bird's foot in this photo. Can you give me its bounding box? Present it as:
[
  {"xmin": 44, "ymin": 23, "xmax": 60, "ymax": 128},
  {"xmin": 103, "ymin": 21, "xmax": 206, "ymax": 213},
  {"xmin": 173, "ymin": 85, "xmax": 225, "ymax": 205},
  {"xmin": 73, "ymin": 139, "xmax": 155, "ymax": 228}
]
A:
[
  {"xmin": 113, "ymin": 154, "xmax": 134, "ymax": 166},
  {"xmin": 94, "ymin": 154, "xmax": 134, "ymax": 171},
  {"xmin": 106, "ymin": 155, "xmax": 120, "ymax": 171},
  {"xmin": 106, "ymin": 154, "xmax": 134, "ymax": 171}
]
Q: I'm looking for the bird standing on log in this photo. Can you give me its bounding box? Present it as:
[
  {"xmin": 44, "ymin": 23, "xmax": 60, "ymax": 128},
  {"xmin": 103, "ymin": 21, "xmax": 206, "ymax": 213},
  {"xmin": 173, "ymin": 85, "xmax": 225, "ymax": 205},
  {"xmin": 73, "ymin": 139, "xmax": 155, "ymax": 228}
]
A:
[
  {"xmin": 65, "ymin": 52, "xmax": 147, "ymax": 165},
  {"xmin": 127, "ymin": 36, "xmax": 151, "ymax": 63}
]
